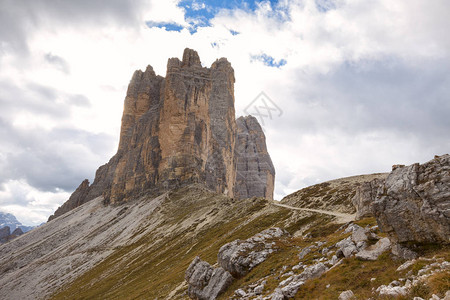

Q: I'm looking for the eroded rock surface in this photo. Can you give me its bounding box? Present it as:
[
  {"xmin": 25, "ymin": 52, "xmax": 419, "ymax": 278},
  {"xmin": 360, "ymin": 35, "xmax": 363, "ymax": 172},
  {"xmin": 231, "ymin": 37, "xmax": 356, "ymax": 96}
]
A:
[
  {"xmin": 352, "ymin": 178, "xmax": 384, "ymax": 220},
  {"xmin": 218, "ymin": 228, "xmax": 287, "ymax": 278},
  {"xmin": 373, "ymin": 154, "xmax": 450, "ymax": 244},
  {"xmin": 234, "ymin": 116, "xmax": 275, "ymax": 200},
  {"xmin": 185, "ymin": 256, "xmax": 233, "ymax": 300},
  {"xmin": 49, "ymin": 49, "xmax": 275, "ymax": 221}
]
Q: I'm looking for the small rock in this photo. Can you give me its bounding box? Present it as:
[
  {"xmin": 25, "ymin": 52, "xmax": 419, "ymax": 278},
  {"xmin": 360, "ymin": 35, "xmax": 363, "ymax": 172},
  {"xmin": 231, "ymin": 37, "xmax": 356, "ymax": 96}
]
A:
[
  {"xmin": 282, "ymin": 271, "xmax": 294, "ymax": 278},
  {"xmin": 336, "ymin": 237, "xmax": 357, "ymax": 258},
  {"xmin": 376, "ymin": 285, "xmax": 408, "ymax": 297},
  {"xmin": 254, "ymin": 284, "xmax": 264, "ymax": 295},
  {"xmin": 391, "ymin": 243, "xmax": 418, "ymax": 260},
  {"xmin": 270, "ymin": 288, "xmax": 284, "ymax": 300},
  {"xmin": 397, "ymin": 260, "xmax": 416, "ymax": 271},
  {"xmin": 445, "ymin": 290, "xmax": 450, "ymax": 300},
  {"xmin": 298, "ymin": 246, "xmax": 313, "ymax": 260},
  {"xmin": 339, "ymin": 290, "xmax": 355, "ymax": 300},
  {"xmin": 356, "ymin": 238, "xmax": 391, "ymax": 261},
  {"xmin": 330, "ymin": 255, "xmax": 339, "ymax": 266},
  {"xmin": 352, "ymin": 227, "xmax": 368, "ymax": 243},
  {"xmin": 430, "ymin": 294, "xmax": 440, "ymax": 300},
  {"xmin": 389, "ymin": 280, "xmax": 401, "ymax": 287},
  {"xmin": 235, "ymin": 289, "xmax": 247, "ymax": 297}
]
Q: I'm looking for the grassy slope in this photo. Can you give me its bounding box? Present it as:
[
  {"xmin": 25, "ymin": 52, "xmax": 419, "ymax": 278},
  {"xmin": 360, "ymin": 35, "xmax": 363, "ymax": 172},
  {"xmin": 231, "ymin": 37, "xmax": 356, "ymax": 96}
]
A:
[
  {"xmin": 50, "ymin": 187, "xmax": 296, "ymax": 299},
  {"xmin": 50, "ymin": 181, "xmax": 449, "ymax": 300},
  {"xmin": 281, "ymin": 173, "xmax": 388, "ymax": 214}
]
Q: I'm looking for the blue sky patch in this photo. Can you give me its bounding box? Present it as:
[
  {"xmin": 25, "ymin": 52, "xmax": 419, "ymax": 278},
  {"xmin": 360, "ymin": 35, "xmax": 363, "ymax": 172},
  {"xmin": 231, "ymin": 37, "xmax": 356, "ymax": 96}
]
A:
[
  {"xmin": 146, "ymin": 1, "xmax": 283, "ymax": 33},
  {"xmin": 146, "ymin": 21, "xmax": 184, "ymax": 32},
  {"xmin": 251, "ymin": 53, "xmax": 287, "ymax": 68}
]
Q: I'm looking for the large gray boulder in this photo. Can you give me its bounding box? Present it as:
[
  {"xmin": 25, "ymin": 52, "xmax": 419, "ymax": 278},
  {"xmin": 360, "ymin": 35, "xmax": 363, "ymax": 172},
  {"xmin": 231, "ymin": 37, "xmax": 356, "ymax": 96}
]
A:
[
  {"xmin": 185, "ymin": 256, "xmax": 233, "ymax": 300},
  {"xmin": 373, "ymin": 154, "xmax": 450, "ymax": 244},
  {"xmin": 218, "ymin": 228, "xmax": 287, "ymax": 277}
]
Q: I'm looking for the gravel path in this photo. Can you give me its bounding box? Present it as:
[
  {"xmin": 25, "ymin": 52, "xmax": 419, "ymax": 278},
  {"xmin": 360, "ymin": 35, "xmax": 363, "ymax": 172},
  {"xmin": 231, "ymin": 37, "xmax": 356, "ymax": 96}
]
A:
[{"xmin": 271, "ymin": 202, "xmax": 356, "ymax": 223}]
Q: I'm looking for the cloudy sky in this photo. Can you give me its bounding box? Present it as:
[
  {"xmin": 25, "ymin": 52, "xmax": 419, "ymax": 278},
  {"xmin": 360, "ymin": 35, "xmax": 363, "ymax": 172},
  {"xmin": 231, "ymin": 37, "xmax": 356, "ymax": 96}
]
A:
[{"xmin": 0, "ymin": 0, "xmax": 449, "ymax": 225}]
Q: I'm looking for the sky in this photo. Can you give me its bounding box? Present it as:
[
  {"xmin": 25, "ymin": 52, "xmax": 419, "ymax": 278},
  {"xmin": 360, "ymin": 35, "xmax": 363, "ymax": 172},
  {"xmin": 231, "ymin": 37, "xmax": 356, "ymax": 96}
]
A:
[{"xmin": 0, "ymin": 0, "xmax": 449, "ymax": 226}]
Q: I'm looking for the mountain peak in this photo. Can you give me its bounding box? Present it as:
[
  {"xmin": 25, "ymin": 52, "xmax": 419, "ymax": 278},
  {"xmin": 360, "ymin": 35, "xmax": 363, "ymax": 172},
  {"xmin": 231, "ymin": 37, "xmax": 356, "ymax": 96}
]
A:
[
  {"xmin": 181, "ymin": 48, "xmax": 201, "ymax": 67},
  {"xmin": 49, "ymin": 49, "xmax": 275, "ymax": 221}
]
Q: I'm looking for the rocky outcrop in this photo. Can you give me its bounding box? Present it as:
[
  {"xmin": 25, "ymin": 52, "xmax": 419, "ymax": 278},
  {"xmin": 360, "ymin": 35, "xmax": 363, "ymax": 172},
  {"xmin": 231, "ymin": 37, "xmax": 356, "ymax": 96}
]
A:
[
  {"xmin": 0, "ymin": 226, "xmax": 24, "ymax": 243},
  {"xmin": 48, "ymin": 179, "xmax": 91, "ymax": 221},
  {"xmin": 218, "ymin": 228, "xmax": 287, "ymax": 278},
  {"xmin": 352, "ymin": 178, "xmax": 384, "ymax": 220},
  {"xmin": 0, "ymin": 226, "xmax": 10, "ymax": 243},
  {"xmin": 49, "ymin": 49, "xmax": 275, "ymax": 221},
  {"xmin": 356, "ymin": 237, "xmax": 391, "ymax": 261},
  {"xmin": 234, "ymin": 116, "xmax": 275, "ymax": 200},
  {"xmin": 185, "ymin": 257, "xmax": 233, "ymax": 300},
  {"xmin": 373, "ymin": 154, "xmax": 450, "ymax": 244}
]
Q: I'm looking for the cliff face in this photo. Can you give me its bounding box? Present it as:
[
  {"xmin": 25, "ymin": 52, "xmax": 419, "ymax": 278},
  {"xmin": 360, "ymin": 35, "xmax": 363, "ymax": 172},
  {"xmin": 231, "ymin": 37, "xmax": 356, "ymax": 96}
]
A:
[
  {"xmin": 234, "ymin": 116, "xmax": 275, "ymax": 200},
  {"xmin": 49, "ymin": 49, "xmax": 274, "ymax": 221}
]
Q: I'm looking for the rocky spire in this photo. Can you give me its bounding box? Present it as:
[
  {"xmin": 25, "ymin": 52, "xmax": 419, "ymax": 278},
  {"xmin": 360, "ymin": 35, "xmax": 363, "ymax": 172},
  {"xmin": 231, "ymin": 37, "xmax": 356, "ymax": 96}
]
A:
[{"xmin": 49, "ymin": 49, "xmax": 275, "ymax": 221}]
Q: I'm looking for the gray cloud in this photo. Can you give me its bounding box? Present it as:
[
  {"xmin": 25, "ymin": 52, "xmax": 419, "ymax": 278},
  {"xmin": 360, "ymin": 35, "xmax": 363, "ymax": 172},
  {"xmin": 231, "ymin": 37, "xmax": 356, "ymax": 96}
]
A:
[
  {"xmin": 278, "ymin": 56, "xmax": 450, "ymax": 142},
  {"xmin": 45, "ymin": 53, "xmax": 70, "ymax": 74},
  {"xmin": 0, "ymin": 78, "xmax": 113, "ymax": 193},
  {"xmin": 0, "ymin": 119, "xmax": 116, "ymax": 192},
  {"xmin": 0, "ymin": 0, "xmax": 148, "ymax": 54}
]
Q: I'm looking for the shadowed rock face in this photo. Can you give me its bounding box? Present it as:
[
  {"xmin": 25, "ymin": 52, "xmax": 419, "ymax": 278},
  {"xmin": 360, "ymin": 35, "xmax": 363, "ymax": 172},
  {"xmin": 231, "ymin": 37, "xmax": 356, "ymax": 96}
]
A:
[
  {"xmin": 49, "ymin": 49, "xmax": 275, "ymax": 221},
  {"xmin": 234, "ymin": 116, "xmax": 275, "ymax": 200},
  {"xmin": 373, "ymin": 154, "xmax": 450, "ymax": 244}
]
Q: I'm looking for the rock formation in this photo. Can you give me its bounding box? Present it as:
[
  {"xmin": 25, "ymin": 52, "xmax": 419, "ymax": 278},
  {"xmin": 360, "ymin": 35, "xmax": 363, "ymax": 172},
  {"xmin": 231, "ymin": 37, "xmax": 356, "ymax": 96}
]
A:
[
  {"xmin": 234, "ymin": 116, "xmax": 275, "ymax": 200},
  {"xmin": 0, "ymin": 226, "xmax": 24, "ymax": 243},
  {"xmin": 352, "ymin": 178, "xmax": 384, "ymax": 220},
  {"xmin": 185, "ymin": 257, "xmax": 233, "ymax": 300},
  {"xmin": 0, "ymin": 226, "xmax": 10, "ymax": 243},
  {"xmin": 373, "ymin": 154, "xmax": 450, "ymax": 244},
  {"xmin": 185, "ymin": 228, "xmax": 287, "ymax": 299},
  {"xmin": 217, "ymin": 227, "xmax": 287, "ymax": 278},
  {"xmin": 49, "ymin": 48, "xmax": 275, "ymax": 221}
]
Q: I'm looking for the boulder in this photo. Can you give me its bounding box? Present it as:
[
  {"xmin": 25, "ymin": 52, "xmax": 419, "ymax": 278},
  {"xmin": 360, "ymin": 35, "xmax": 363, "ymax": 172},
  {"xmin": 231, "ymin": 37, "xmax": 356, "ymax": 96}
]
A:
[
  {"xmin": 218, "ymin": 228, "xmax": 286, "ymax": 277},
  {"xmin": 335, "ymin": 237, "xmax": 357, "ymax": 258},
  {"xmin": 373, "ymin": 154, "xmax": 450, "ymax": 244},
  {"xmin": 356, "ymin": 237, "xmax": 391, "ymax": 261},
  {"xmin": 279, "ymin": 263, "xmax": 328, "ymax": 298},
  {"xmin": 185, "ymin": 256, "xmax": 233, "ymax": 300},
  {"xmin": 339, "ymin": 290, "xmax": 355, "ymax": 300},
  {"xmin": 351, "ymin": 226, "xmax": 368, "ymax": 243}
]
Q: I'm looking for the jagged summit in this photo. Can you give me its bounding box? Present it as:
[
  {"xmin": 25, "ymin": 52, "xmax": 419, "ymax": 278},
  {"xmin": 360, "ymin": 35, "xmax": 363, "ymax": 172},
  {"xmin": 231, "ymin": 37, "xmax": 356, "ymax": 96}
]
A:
[{"xmin": 48, "ymin": 49, "xmax": 275, "ymax": 221}]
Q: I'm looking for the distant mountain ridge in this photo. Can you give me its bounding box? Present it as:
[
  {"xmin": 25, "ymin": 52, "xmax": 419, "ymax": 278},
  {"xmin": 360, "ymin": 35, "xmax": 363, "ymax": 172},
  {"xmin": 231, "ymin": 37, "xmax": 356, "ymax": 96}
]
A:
[{"xmin": 0, "ymin": 211, "xmax": 34, "ymax": 233}]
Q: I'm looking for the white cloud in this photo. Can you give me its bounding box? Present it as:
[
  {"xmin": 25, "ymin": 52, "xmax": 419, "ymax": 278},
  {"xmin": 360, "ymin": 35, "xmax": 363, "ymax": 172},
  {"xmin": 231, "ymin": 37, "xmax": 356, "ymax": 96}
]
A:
[{"xmin": 0, "ymin": 180, "xmax": 70, "ymax": 225}]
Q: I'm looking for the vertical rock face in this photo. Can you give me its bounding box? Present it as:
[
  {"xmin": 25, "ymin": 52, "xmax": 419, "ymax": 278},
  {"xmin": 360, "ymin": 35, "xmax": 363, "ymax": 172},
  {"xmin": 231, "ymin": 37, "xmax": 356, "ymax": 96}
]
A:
[
  {"xmin": 351, "ymin": 178, "xmax": 384, "ymax": 220},
  {"xmin": 372, "ymin": 154, "xmax": 450, "ymax": 244},
  {"xmin": 49, "ymin": 49, "xmax": 275, "ymax": 221},
  {"xmin": 48, "ymin": 179, "xmax": 90, "ymax": 221},
  {"xmin": 234, "ymin": 116, "xmax": 275, "ymax": 200},
  {"xmin": 185, "ymin": 256, "xmax": 233, "ymax": 300}
]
